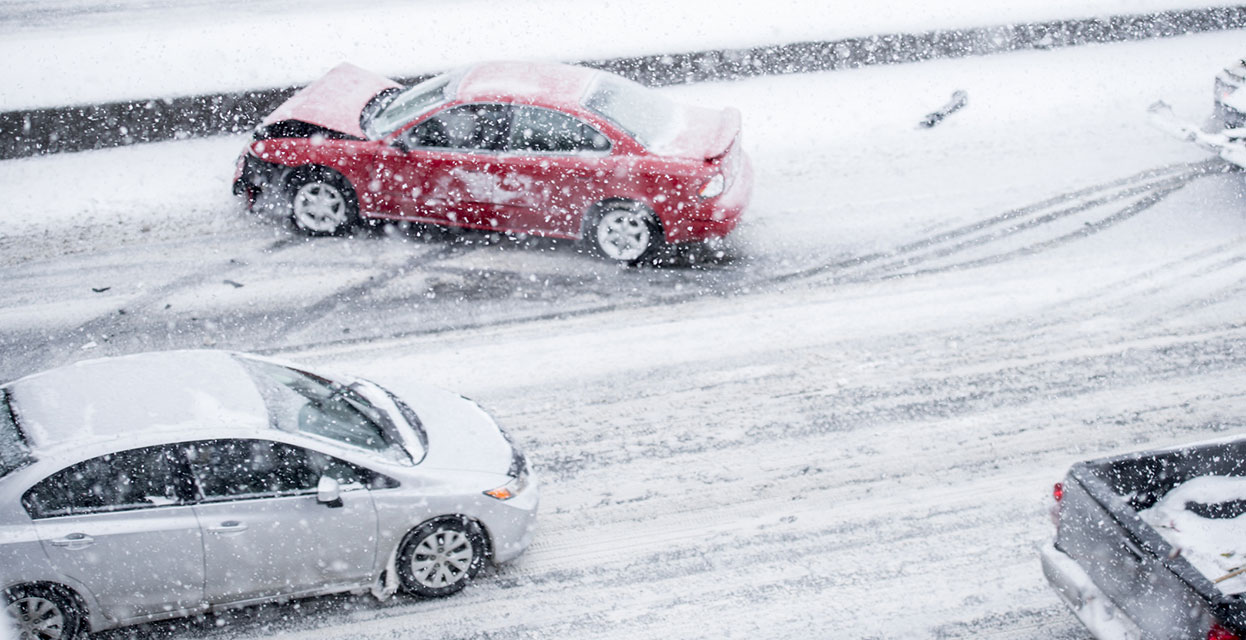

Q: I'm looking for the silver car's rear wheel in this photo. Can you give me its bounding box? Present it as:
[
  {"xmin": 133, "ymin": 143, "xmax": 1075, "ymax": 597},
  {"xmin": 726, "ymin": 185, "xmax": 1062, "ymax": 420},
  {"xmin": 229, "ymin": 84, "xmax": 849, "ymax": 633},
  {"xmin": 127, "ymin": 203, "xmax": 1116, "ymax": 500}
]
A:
[
  {"xmin": 5, "ymin": 586, "xmax": 81, "ymax": 640},
  {"xmin": 397, "ymin": 519, "xmax": 486, "ymax": 598}
]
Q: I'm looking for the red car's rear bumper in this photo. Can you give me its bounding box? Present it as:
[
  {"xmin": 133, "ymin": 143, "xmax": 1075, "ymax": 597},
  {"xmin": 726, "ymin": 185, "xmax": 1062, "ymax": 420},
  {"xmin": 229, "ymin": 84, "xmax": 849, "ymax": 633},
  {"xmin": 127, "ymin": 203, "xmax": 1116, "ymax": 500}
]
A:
[{"xmin": 667, "ymin": 153, "xmax": 753, "ymax": 244}]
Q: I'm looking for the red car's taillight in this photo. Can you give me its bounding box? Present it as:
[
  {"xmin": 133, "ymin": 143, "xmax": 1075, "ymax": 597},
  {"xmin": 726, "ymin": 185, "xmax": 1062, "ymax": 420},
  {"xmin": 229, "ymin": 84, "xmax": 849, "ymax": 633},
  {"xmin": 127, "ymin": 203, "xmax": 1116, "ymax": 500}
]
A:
[
  {"xmin": 1210, "ymin": 621, "xmax": 1241, "ymax": 640},
  {"xmin": 698, "ymin": 172, "xmax": 725, "ymax": 199}
]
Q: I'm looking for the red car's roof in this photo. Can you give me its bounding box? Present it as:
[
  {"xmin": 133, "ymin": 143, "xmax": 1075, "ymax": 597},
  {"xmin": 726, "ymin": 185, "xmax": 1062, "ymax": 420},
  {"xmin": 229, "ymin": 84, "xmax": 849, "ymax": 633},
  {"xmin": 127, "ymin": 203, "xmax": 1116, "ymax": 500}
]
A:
[{"xmin": 455, "ymin": 61, "xmax": 599, "ymax": 110}]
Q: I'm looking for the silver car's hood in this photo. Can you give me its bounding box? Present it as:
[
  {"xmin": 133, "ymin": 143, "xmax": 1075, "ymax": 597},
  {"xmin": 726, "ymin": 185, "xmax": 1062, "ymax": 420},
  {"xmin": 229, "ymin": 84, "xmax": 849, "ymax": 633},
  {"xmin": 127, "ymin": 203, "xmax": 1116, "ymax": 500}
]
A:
[{"xmin": 377, "ymin": 379, "xmax": 512, "ymax": 475}]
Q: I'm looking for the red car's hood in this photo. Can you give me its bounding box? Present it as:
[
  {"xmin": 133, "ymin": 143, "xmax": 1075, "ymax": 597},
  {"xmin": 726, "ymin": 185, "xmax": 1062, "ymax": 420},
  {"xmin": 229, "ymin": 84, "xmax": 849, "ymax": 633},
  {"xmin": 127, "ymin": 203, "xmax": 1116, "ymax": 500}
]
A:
[
  {"xmin": 658, "ymin": 105, "xmax": 741, "ymax": 160},
  {"xmin": 262, "ymin": 63, "xmax": 400, "ymax": 139}
]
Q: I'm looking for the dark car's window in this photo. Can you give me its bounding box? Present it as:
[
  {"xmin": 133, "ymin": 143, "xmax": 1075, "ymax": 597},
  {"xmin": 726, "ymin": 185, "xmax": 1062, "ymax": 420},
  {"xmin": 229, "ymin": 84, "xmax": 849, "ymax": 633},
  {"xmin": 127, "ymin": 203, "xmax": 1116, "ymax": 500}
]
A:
[
  {"xmin": 238, "ymin": 357, "xmax": 413, "ymax": 463},
  {"xmin": 186, "ymin": 439, "xmax": 370, "ymax": 502},
  {"xmin": 583, "ymin": 74, "xmax": 678, "ymax": 149},
  {"xmin": 23, "ymin": 445, "xmax": 190, "ymax": 519},
  {"xmin": 0, "ymin": 390, "xmax": 32, "ymax": 479},
  {"xmin": 406, "ymin": 103, "xmax": 510, "ymax": 152},
  {"xmin": 368, "ymin": 72, "xmax": 457, "ymax": 138},
  {"xmin": 509, "ymin": 106, "xmax": 611, "ymax": 154}
]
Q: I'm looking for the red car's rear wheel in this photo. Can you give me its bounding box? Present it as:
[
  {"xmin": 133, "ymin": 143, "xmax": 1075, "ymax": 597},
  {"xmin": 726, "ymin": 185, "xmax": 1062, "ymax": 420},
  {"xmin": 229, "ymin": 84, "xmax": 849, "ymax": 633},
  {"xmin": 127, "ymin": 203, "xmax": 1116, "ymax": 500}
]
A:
[{"xmin": 590, "ymin": 202, "xmax": 663, "ymax": 263}]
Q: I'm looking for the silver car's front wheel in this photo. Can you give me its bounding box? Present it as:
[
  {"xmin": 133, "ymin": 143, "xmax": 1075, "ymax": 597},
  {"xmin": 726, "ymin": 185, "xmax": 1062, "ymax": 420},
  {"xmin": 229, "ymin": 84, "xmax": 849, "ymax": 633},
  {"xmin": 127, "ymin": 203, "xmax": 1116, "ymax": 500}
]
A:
[
  {"xmin": 397, "ymin": 519, "xmax": 486, "ymax": 598},
  {"xmin": 592, "ymin": 204, "xmax": 662, "ymax": 263},
  {"xmin": 5, "ymin": 587, "xmax": 81, "ymax": 640}
]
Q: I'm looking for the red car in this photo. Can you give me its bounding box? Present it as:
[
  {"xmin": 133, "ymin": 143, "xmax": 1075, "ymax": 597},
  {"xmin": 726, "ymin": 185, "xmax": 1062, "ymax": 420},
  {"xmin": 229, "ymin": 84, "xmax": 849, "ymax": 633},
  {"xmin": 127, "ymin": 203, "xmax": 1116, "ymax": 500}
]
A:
[{"xmin": 233, "ymin": 61, "xmax": 753, "ymax": 262}]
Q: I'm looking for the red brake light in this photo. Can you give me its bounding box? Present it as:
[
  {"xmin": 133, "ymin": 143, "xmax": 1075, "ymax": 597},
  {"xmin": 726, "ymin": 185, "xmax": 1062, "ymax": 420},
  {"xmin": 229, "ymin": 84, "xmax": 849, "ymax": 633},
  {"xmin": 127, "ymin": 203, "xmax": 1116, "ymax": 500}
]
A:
[
  {"xmin": 1210, "ymin": 621, "xmax": 1241, "ymax": 640},
  {"xmin": 1053, "ymin": 482, "xmax": 1064, "ymax": 502}
]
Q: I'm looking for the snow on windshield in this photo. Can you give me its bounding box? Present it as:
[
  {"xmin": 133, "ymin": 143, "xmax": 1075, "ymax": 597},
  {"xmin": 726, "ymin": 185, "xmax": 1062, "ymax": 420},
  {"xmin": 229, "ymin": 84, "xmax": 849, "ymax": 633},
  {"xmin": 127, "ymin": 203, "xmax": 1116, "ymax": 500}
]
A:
[
  {"xmin": 1139, "ymin": 475, "xmax": 1246, "ymax": 594},
  {"xmin": 239, "ymin": 357, "xmax": 412, "ymax": 463}
]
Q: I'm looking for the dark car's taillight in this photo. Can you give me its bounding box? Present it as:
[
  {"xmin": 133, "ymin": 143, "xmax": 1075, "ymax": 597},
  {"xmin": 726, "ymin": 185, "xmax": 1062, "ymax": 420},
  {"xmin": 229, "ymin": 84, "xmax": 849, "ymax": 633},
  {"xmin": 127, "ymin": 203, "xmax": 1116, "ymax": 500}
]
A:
[
  {"xmin": 1209, "ymin": 621, "xmax": 1241, "ymax": 640},
  {"xmin": 1050, "ymin": 482, "xmax": 1064, "ymax": 527}
]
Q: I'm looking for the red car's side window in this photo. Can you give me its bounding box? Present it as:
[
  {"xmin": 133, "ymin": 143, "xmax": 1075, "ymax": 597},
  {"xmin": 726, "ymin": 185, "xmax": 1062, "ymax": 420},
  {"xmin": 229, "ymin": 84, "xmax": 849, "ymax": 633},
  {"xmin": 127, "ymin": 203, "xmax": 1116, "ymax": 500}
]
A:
[
  {"xmin": 509, "ymin": 106, "xmax": 611, "ymax": 154},
  {"xmin": 405, "ymin": 104, "xmax": 509, "ymax": 153}
]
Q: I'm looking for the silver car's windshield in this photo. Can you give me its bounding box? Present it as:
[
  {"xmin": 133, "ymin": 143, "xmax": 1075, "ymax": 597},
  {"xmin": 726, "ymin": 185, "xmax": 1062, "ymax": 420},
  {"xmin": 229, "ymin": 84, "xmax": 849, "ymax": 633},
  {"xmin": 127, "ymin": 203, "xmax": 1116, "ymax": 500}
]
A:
[
  {"xmin": 583, "ymin": 74, "xmax": 679, "ymax": 150},
  {"xmin": 240, "ymin": 359, "xmax": 413, "ymax": 464},
  {"xmin": 367, "ymin": 72, "xmax": 457, "ymax": 138},
  {"xmin": 0, "ymin": 390, "xmax": 32, "ymax": 479}
]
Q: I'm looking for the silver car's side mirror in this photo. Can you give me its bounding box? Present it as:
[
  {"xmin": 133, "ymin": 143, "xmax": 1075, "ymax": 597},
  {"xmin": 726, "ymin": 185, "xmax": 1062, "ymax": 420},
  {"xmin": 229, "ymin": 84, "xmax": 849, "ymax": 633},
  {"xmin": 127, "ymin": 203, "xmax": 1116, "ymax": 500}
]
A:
[{"xmin": 317, "ymin": 476, "xmax": 344, "ymax": 508}]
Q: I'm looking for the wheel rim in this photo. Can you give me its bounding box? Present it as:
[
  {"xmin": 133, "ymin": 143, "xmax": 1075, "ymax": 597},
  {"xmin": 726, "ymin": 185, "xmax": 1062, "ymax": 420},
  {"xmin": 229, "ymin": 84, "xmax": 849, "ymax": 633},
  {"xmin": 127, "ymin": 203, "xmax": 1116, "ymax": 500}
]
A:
[
  {"xmin": 292, "ymin": 182, "xmax": 347, "ymax": 233},
  {"xmin": 409, "ymin": 527, "xmax": 475, "ymax": 589},
  {"xmin": 7, "ymin": 596, "xmax": 67, "ymax": 640},
  {"xmin": 596, "ymin": 209, "xmax": 653, "ymax": 261}
]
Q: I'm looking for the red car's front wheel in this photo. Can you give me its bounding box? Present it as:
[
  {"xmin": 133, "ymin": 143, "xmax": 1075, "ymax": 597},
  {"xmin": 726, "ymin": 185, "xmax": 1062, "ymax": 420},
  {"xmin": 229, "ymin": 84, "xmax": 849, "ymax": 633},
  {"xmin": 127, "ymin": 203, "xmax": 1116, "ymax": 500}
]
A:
[{"xmin": 288, "ymin": 168, "xmax": 359, "ymax": 236}]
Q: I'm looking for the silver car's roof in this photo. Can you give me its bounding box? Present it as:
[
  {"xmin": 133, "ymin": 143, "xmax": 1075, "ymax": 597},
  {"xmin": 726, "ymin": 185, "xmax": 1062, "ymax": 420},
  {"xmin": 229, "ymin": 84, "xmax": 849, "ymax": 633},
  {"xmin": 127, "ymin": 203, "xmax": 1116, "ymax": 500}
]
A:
[{"xmin": 5, "ymin": 350, "xmax": 269, "ymax": 452}]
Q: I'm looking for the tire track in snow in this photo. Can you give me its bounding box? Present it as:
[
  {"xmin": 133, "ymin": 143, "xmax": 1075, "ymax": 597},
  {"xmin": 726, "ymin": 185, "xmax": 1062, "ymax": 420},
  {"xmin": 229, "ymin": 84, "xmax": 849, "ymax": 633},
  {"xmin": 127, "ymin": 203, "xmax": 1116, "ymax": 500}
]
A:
[
  {"xmin": 761, "ymin": 161, "xmax": 1202, "ymax": 284},
  {"xmin": 767, "ymin": 159, "xmax": 1224, "ymax": 287},
  {"xmin": 240, "ymin": 162, "xmax": 1223, "ymax": 360},
  {"xmin": 7, "ymin": 234, "xmax": 302, "ymax": 374},
  {"xmin": 921, "ymin": 235, "xmax": 1246, "ymax": 363},
  {"xmin": 255, "ymin": 242, "xmax": 467, "ymax": 345}
]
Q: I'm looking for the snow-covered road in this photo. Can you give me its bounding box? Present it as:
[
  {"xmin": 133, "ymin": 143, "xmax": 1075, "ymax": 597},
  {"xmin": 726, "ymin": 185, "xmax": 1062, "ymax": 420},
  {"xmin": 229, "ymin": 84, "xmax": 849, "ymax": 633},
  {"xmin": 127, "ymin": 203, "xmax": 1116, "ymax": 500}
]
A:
[{"xmin": 1, "ymin": 27, "xmax": 1244, "ymax": 640}]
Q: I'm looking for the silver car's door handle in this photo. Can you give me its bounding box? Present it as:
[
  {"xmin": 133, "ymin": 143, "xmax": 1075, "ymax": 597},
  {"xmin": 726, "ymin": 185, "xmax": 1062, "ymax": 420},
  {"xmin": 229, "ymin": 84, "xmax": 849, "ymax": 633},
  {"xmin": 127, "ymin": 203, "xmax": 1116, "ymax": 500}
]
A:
[
  {"xmin": 49, "ymin": 533, "xmax": 95, "ymax": 548},
  {"xmin": 208, "ymin": 521, "xmax": 248, "ymax": 534}
]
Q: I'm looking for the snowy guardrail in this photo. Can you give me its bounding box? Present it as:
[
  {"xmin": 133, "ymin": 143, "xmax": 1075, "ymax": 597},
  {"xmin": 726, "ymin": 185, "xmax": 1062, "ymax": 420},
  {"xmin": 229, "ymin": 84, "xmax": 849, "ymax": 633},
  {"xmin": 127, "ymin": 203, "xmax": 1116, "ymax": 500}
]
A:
[{"xmin": 2, "ymin": 5, "xmax": 1244, "ymax": 161}]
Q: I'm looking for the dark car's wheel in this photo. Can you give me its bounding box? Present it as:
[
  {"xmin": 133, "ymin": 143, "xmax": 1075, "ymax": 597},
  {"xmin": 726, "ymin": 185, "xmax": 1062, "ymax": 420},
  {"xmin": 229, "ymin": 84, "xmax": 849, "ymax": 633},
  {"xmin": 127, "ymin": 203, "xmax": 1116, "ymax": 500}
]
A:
[
  {"xmin": 4, "ymin": 585, "xmax": 84, "ymax": 640},
  {"xmin": 396, "ymin": 518, "xmax": 487, "ymax": 598},
  {"xmin": 588, "ymin": 201, "xmax": 663, "ymax": 264},
  {"xmin": 288, "ymin": 167, "xmax": 359, "ymax": 236}
]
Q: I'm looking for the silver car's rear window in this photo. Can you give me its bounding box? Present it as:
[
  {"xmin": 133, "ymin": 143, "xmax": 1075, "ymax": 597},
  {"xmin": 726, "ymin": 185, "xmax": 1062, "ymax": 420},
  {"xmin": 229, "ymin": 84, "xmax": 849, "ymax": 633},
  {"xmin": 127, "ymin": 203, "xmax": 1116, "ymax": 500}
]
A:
[{"xmin": 0, "ymin": 390, "xmax": 32, "ymax": 479}]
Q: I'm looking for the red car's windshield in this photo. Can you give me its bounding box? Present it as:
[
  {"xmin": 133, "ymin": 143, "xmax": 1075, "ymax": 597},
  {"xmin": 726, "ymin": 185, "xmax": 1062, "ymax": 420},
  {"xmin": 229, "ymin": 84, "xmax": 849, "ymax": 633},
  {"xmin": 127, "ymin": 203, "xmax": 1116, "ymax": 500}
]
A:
[{"xmin": 367, "ymin": 72, "xmax": 458, "ymax": 138}]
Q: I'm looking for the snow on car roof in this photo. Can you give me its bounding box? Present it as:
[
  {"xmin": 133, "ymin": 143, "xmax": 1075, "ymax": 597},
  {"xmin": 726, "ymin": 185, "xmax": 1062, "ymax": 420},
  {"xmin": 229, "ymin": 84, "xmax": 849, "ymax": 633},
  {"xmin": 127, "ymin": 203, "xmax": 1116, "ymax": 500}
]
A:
[
  {"xmin": 456, "ymin": 61, "xmax": 598, "ymax": 107},
  {"xmin": 5, "ymin": 350, "xmax": 269, "ymax": 450}
]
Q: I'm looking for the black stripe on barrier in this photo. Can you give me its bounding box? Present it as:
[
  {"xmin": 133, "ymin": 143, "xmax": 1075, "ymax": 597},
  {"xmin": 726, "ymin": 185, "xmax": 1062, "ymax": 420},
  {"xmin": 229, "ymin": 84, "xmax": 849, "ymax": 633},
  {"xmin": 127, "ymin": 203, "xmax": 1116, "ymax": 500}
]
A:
[{"xmin": 1, "ymin": 6, "xmax": 1243, "ymax": 160}]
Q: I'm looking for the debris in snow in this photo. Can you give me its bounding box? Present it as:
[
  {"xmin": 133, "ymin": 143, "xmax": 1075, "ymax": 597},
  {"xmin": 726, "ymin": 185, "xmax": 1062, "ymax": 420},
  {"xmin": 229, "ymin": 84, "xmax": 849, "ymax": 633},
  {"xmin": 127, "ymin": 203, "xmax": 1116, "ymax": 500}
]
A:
[
  {"xmin": 1147, "ymin": 100, "xmax": 1246, "ymax": 169},
  {"xmin": 80, "ymin": 341, "xmax": 97, "ymax": 350},
  {"xmin": 91, "ymin": 286, "xmax": 111, "ymax": 293},
  {"xmin": 918, "ymin": 90, "xmax": 968, "ymax": 129},
  {"xmin": 223, "ymin": 279, "xmax": 244, "ymax": 288}
]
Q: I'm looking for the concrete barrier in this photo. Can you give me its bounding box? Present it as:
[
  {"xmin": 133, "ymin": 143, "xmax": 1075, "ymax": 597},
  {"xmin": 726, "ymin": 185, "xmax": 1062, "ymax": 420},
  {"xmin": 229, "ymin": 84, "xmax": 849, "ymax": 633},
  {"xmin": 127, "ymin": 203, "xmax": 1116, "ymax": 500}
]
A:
[{"xmin": 2, "ymin": 6, "xmax": 1243, "ymax": 160}]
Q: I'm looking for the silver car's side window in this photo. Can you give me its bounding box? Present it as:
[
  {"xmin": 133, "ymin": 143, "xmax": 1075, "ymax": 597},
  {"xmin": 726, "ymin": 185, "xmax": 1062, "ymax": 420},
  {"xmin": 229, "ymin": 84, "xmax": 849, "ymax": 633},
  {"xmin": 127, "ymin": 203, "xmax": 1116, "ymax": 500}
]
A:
[
  {"xmin": 22, "ymin": 445, "xmax": 189, "ymax": 519},
  {"xmin": 185, "ymin": 439, "xmax": 368, "ymax": 502}
]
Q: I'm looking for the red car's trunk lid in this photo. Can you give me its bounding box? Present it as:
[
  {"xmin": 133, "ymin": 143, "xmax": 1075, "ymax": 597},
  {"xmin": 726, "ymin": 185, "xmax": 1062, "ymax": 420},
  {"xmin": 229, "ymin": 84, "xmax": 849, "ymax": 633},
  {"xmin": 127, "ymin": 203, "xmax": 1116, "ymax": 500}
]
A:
[
  {"xmin": 658, "ymin": 105, "xmax": 741, "ymax": 160},
  {"xmin": 262, "ymin": 63, "xmax": 400, "ymax": 139}
]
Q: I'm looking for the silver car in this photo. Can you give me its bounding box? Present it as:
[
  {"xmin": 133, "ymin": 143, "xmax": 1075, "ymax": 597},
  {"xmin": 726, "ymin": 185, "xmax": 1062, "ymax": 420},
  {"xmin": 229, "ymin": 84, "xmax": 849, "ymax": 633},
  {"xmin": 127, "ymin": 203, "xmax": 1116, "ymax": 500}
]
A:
[{"xmin": 0, "ymin": 350, "xmax": 538, "ymax": 639}]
